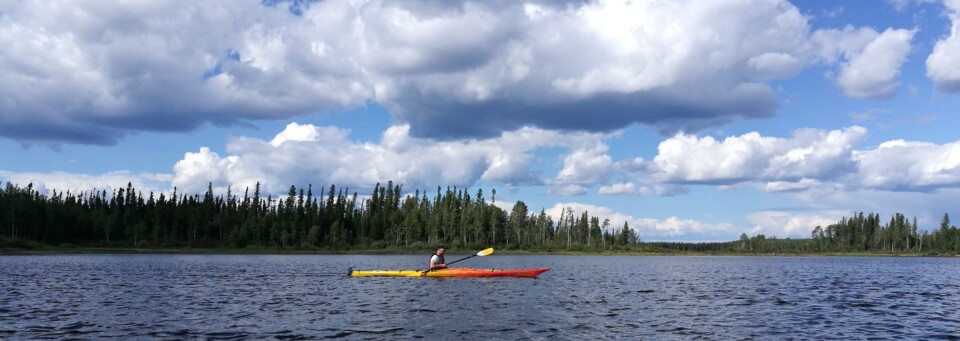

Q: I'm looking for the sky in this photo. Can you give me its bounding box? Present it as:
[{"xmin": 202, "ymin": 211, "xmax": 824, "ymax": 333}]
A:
[{"xmin": 2, "ymin": 0, "xmax": 959, "ymax": 242}]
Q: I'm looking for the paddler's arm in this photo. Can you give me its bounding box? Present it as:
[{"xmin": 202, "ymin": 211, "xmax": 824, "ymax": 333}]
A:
[
  {"xmin": 423, "ymin": 260, "xmax": 444, "ymax": 275},
  {"xmin": 428, "ymin": 259, "xmax": 446, "ymax": 270}
]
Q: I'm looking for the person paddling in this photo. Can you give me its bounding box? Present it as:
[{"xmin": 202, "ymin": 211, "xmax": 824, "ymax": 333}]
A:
[{"xmin": 428, "ymin": 247, "xmax": 447, "ymax": 271}]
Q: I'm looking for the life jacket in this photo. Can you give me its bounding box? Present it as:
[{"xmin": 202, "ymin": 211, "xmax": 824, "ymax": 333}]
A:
[{"xmin": 430, "ymin": 254, "xmax": 445, "ymax": 267}]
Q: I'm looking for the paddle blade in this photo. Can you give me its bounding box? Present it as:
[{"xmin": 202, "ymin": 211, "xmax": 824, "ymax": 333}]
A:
[{"xmin": 476, "ymin": 248, "xmax": 494, "ymax": 257}]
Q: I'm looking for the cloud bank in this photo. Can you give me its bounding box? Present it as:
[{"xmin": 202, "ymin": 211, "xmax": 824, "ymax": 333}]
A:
[
  {"xmin": 0, "ymin": 170, "xmax": 172, "ymax": 198},
  {"xmin": 544, "ymin": 202, "xmax": 740, "ymax": 241},
  {"xmin": 0, "ymin": 0, "xmax": 932, "ymax": 147},
  {"xmin": 607, "ymin": 126, "xmax": 960, "ymax": 197},
  {"xmin": 170, "ymin": 122, "xmax": 611, "ymax": 196}
]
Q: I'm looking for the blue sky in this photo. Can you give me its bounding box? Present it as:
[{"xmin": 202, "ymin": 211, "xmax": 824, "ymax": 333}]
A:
[{"xmin": 2, "ymin": 0, "xmax": 960, "ymax": 241}]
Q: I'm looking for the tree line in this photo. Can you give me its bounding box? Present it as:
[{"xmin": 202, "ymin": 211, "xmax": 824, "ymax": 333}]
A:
[
  {"xmin": 807, "ymin": 212, "xmax": 959, "ymax": 253},
  {"xmin": 1, "ymin": 181, "xmax": 957, "ymax": 255},
  {"xmin": 0, "ymin": 181, "xmax": 638, "ymax": 251},
  {"xmin": 644, "ymin": 212, "xmax": 960, "ymax": 255},
  {"xmin": 649, "ymin": 212, "xmax": 959, "ymax": 255}
]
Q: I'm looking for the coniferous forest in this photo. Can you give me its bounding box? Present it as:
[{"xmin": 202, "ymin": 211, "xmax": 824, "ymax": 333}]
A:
[{"xmin": 1, "ymin": 181, "xmax": 958, "ymax": 255}]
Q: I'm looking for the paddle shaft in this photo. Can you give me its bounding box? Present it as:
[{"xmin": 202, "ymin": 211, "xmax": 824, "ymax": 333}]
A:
[{"xmin": 445, "ymin": 254, "xmax": 477, "ymax": 267}]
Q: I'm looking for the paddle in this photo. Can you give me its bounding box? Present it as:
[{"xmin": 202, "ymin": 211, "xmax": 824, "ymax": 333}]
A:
[
  {"xmin": 422, "ymin": 247, "xmax": 494, "ymax": 275},
  {"xmin": 446, "ymin": 247, "xmax": 494, "ymax": 267}
]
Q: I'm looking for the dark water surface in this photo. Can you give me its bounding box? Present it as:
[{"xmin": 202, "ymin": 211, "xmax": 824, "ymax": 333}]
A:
[{"xmin": 1, "ymin": 255, "xmax": 958, "ymax": 340}]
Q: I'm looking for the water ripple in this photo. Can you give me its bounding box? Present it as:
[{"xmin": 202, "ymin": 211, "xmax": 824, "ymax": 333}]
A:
[{"xmin": 1, "ymin": 255, "xmax": 959, "ymax": 339}]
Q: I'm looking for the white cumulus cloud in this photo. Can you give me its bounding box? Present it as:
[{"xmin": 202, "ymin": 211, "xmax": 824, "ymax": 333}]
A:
[
  {"xmin": 598, "ymin": 182, "xmax": 648, "ymax": 196},
  {"xmin": 5, "ymin": 0, "xmax": 901, "ymax": 147},
  {"xmin": 646, "ymin": 126, "xmax": 867, "ymax": 184},
  {"xmin": 610, "ymin": 125, "xmax": 960, "ymax": 195},
  {"xmin": 811, "ymin": 26, "xmax": 916, "ymax": 99},
  {"xmin": 170, "ymin": 122, "xmax": 612, "ymax": 196},
  {"xmin": 746, "ymin": 211, "xmax": 846, "ymax": 238},
  {"xmin": 852, "ymin": 139, "xmax": 960, "ymax": 191},
  {"xmin": 837, "ymin": 28, "xmax": 915, "ymax": 99},
  {"xmin": 550, "ymin": 144, "xmax": 614, "ymax": 196},
  {"xmin": 544, "ymin": 202, "xmax": 740, "ymax": 241},
  {"xmin": 926, "ymin": 0, "xmax": 960, "ymax": 92},
  {"xmin": 0, "ymin": 170, "xmax": 173, "ymax": 197}
]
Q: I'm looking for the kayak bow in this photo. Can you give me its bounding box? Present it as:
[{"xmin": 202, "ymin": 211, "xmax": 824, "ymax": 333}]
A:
[{"xmin": 351, "ymin": 267, "xmax": 550, "ymax": 278}]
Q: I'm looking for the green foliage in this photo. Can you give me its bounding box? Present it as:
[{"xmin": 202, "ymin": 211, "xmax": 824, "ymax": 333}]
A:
[
  {"xmin": 0, "ymin": 181, "xmax": 640, "ymax": 252},
  {"xmin": 808, "ymin": 212, "xmax": 954, "ymax": 254},
  {"xmin": 1, "ymin": 181, "xmax": 955, "ymax": 255},
  {"xmin": 1, "ymin": 237, "xmax": 44, "ymax": 249}
]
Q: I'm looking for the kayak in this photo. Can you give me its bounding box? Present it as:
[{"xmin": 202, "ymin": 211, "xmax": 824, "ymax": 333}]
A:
[
  {"xmin": 351, "ymin": 267, "xmax": 550, "ymax": 278},
  {"xmin": 350, "ymin": 267, "xmax": 550, "ymax": 278}
]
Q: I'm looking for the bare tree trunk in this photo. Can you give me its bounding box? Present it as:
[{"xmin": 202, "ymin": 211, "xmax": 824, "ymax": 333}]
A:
[{"xmin": 517, "ymin": 229, "xmax": 523, "ymax": 247}]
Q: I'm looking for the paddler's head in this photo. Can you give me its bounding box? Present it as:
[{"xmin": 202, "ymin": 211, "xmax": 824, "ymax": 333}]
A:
[{"xmin": 436, "ymin": 247, "xmax": 445, "ymax": 255}]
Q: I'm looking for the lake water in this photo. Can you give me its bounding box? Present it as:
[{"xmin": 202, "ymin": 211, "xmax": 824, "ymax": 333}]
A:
[{"xmin": 1, "ymin": 254, "xmax": 958, "ymax": 340}]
